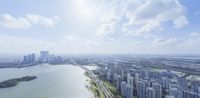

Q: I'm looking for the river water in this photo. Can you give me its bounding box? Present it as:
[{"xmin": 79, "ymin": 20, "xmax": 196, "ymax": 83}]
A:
[{"xmin": 0, "ymin": 64, "xmax": 94, "ymax": 98}]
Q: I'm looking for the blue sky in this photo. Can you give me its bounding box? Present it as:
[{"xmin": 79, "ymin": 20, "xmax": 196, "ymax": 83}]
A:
[{"xmin": 0, "ymin": 0, "xmax": 200, "ymax": 54}]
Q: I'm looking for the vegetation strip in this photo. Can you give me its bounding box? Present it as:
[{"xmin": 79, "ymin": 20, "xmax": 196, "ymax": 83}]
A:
[{"xmin": 85, "ymin": 72, "xmax": 106, "ymax": 98}]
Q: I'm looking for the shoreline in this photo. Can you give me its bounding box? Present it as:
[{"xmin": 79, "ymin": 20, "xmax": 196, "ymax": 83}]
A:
[{"xmin": 84, "ymin": 71, "xmax": 105, "ymax": 98}]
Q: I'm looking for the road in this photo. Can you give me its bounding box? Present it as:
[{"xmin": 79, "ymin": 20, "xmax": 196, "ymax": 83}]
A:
[
  {"xmin": 147, "ymin": 65, "xmax": 200, "ymax": 75},
  {"xmin": 70, "ymin": 60, "xmax": 113, "ymax": 98}
]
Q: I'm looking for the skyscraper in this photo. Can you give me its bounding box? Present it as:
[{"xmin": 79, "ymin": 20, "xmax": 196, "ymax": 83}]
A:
[
  {"xmin": 134, "ymin": 73, "xmax": 139, "ymax": 88},
  {"xmin": 121, "ymin": 81, "xmax": 127, "ymax": 97},
  {"xmin": 183, "ymin": 90, "xmax": 200, "ymax": 98},
  {"xmin": 146, "ymin": 87, "xmax": 155, "ymax": 98},
  {"xmin": 27, "ymin": 53, "xmax": 35, "ymax": 63},
  {"xmin": 31, "ymin": 53, "xmax": 36, "ymax": 63},
  {"xmin": 169, "ymin": 87, "xmax": 183, "ymax": 98},
  {"xmin": 106, "ymin": 70, "xmax": 111, "ymax": 80},
  {"xmin": 127, "ymin": 73, "xmax": 134, "ymax": 87},
  {"xmin": 162, "ymin": 78, "xmax": 171, "ymax": 89},
  {"xmin": 40, "ymin": 51, "xmax": 49, "ymax": 63},
  {"xmin": 137, "ymin": 81, "xmax": 146, "ymax": 98},
  {"xmin": 152, "ymin": 82, "xmax": 162, "ymax": 98},
  {"xmin": 117, "ymin": 75, "xmax": 121, "ymax": 90},
  {"xmin": 23, "ymin": 53, "xmax": 35, "ymax": 64},
  {"xmin": 23, "ymin": 56, "xmax": 28, "ymax": 64},
  {"xmin": 127, "ymin": 84, "xmax": 133, "ymax": 98},
  {"xmin": 114, "ymin": 73, "xmax": 118, "ymax": 81}
]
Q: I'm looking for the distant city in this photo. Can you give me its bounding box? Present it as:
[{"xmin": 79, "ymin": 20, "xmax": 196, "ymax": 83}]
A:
[
  {"xmin": 0, "ymin": 52, "xmax": 200, "ymax": 98},
  {"xmin": 22, "ymin": 51, "xmax": 62, "ymax": 64},
  {"xmin": 0, "ymin": 51, "xmax": 63, "ymax": 68}
]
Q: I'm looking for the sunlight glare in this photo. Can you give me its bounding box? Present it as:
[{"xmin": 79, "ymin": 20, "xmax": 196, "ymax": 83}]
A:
[{"xmin": 74, "ymin": 0, "xmax": 96, "ymax": 20}]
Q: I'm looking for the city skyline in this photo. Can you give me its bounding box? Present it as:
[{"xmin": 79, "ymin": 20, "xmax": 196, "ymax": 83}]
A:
[{"xmin": 0, "ymin": 0, "xmax": 200, "ymax": 54}]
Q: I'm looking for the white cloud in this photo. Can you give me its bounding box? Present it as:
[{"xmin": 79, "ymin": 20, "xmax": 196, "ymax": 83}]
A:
[
  {"xmin": 92, "ymin": 0, "xmax": 198, "ymax": 54},
  {"xmin": 95, "ymin": 0, "xmax": 126, "ymax": 37},
  {"xmin": 0, "ymin": 14, "xmax": 31, "ymax": 29},
  {"xmin": 96, "ymin": 15, "xmax": 119, "ymax": 37},
  {"xmin": 153, "ymin": 37, "xmax": 179, "ymax": 47},
  {"xmin": 173, "ymin": 15, "xmax": 188, "ymax": 28},
  {"xmin": 182, "ymin": 32, "xmax": 200, "ymax": 47},
  {"xmin": 125, "ymin": 0, "xmax": 187, "ymax": 35},
  {"xmin": 60, "ymin": 35, "xmax": 100, "ymax": 47},
  {"xmin": 0, "ymin": 14, "xmax": 60, "ymax": 29},
  {"xmin": 26, "ymin": 14, "xmax": 57, "ymax": 27},
  {"xmin": 96, "ymin": 0, "xmax": 188, "ymax": 37},
  {"xmin": 190, "ymin": 32, "xmax": 200, "ymax": 37},
  {"xmin": 93, "ymin": 0, "xmax": 193, "ymax": 53}
]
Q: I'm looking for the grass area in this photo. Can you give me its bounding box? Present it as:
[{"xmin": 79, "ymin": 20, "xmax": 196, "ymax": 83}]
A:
[
  {"xmin": 89, "ymin": 80, "xmax": 105, "ymax": 98},
  {"xmin": 84, "ymin": 72, "xmax": 105, "ymax": 98},
  {"xmin": 103, "ymin": 81, "xmax": 123, "ymax": 98}
]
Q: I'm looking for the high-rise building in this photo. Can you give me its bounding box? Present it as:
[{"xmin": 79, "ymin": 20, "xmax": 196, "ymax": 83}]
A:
[
  {"xmin": 23, "ymin": 56, "xmax": 28, "ymax": 64},
  {"xmin": 113, "ymin": 73, "xmax": 118, "ymax": 81},
  {"xmin": 31, "ymin": 53, "xmax": 36, "ymax": 63},
  {"xmin": 106, "ymin": 70, "xmax": 111, "ymax": 80},
  {"xmin": 191, "ymin": 82, "xmax": 200, "ymax": 93},
  {"xmin": 121, "ymin": 81, "xmax": 127, "ymax": 97},
  {"xmin": 120, "ymin": 68, "xmax": 125, "ymax": 80},
  {"xmin": 23, "ymin": 53, "xmax": 36, "ymax": 64},
  {"xmin": 146, "ymin": 87, "xmax": 155, "ymax": 98},
  {"xmin": 177, "ymin": 77, "xmax": 188, "ymax": 88},
  {"xmin": 169, "ymin": 87, "xmax": 183, "ymax": 98},
  {"xmin": 162, "ymin": 78, "xmax": 171, "ymax": 89},
  {"xmin": 183, "ymin": 90, "xmax": 200, "ymax": 98},
  {"xmin": 117, "ymin": 75, "xmax": 121, "ymax": 90},
  {"xmin": 134, "ymin": 73, "xmax": 139, "ymax": 88},
  {"xmin": 198, "ymin": 86, "xmax": 200, "ymax": 93},
  {"xmin": 137, "ymin": 81, "xmax": 146, "ymax": 98},
  {"xmin": 27, "ymin": 53, "xmax": 35, "ymax": 63},
  {"xmin": 149, "ymin": 71, "xmax": 162, "ymax": 80},
  {"xmin": 152, "ymin": 82, "xmax": 162, "ymax": 98},
  {"xmin": 49, "ymin": 54, "xmax": 55, "ymax": 62},
  {"xmin": 127, "ymin": 84, "xmax": 133, "ymax": 98},
  {"xmin": 40, "ymin": 51, "xmax": 49, "ymax": 63},
  {"xmin": 127, "ymin": 74, "xmax": 134, "ymax": 87},
  {"xmin": 28, "ymin": 54, "xmax": 32, "ymax": 63}
]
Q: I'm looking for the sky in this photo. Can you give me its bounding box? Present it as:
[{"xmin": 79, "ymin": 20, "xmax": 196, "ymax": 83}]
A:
[{"xmin": 0, "ymin": 0, "xmax": 200, "ymax": 55}]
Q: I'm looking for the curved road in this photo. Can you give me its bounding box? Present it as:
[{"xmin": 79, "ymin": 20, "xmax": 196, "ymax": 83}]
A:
[{"xmin": 70, "ymin": 60, "xmax": 113, "ymax": 98}]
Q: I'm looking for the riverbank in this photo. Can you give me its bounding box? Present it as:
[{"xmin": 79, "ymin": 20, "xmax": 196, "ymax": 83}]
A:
[
  {"xmin": 103, "ymin": 81, "xmax": 122, "ymax": 98},
  {"xmin": 84, "ymin": 72, "xmax": 105, "ymax": 98}
]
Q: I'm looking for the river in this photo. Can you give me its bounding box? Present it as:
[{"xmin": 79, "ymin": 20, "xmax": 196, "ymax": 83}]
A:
[{"xmin": 0, "ymin": 64, "xmax": 94, "ymax": 98}]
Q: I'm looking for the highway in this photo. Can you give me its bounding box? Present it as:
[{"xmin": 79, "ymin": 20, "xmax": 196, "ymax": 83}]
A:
[
  {"xmin": 70, "ymin": 60, "xmax": 113, "ymax": 98},
  {"xmin": 147, "ymin": 65, "xmax": 200, "ymax": 75}
]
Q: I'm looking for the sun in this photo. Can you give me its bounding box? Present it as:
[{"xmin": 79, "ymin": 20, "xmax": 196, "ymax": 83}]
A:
[{"xmin": 73, "ymin": 0, "xmax": 97, "ymax": 20}]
